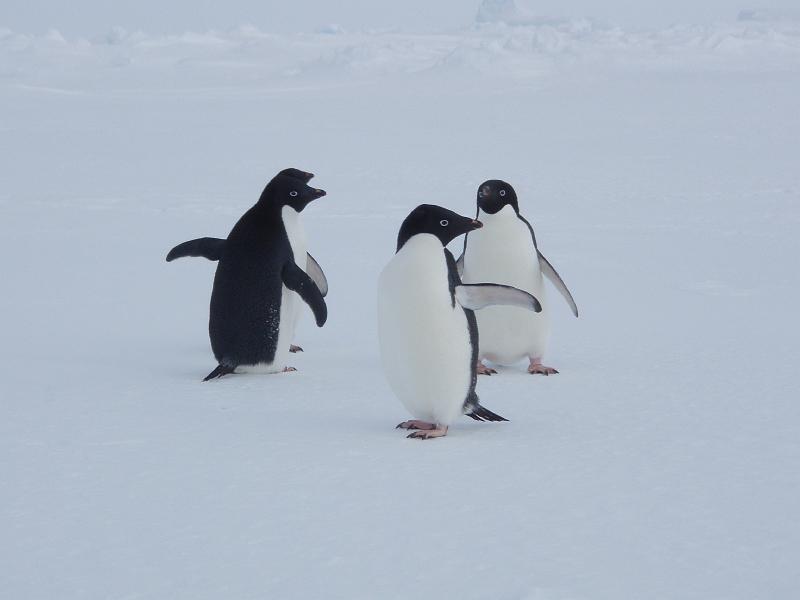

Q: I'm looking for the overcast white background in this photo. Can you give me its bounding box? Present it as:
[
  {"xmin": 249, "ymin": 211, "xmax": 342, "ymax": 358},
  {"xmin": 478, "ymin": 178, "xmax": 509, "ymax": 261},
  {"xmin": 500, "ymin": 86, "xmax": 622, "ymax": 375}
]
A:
[{"xmin": 3, "ymin": 0, "xmax": 800, "ymax": 34}]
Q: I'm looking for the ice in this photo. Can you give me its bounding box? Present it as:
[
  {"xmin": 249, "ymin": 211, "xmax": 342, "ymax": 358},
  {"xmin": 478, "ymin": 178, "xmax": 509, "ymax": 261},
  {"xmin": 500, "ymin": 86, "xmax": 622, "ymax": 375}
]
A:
[{"xmin": 1, "ymin": 10, "xmax": 799, "ymax": 600}]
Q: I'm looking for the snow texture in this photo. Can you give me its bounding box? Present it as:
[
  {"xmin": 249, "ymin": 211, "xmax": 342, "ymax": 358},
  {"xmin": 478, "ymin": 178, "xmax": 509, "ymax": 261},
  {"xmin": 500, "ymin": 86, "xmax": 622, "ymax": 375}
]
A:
[{"xmin": 1, "ymin": 6, "xmax": 799, "ymax": 600}]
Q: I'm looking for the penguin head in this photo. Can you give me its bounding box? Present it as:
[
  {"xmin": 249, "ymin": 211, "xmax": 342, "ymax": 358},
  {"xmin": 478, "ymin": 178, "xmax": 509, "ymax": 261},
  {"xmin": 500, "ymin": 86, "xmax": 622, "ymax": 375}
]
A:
[
  {"xmin": 261, "ymin": 168, "xmax": 326, "ymax": 212},
  {"xmin": 476, "ymin": 180, "xmax": 518, "ymax": 215},
  {"xmin": 278, "ymin": 168, "xmax": 315, "ymax": 184},
  {"xmin": 396, "ymin": 204, "xmax": 483, "ymax": 251}
]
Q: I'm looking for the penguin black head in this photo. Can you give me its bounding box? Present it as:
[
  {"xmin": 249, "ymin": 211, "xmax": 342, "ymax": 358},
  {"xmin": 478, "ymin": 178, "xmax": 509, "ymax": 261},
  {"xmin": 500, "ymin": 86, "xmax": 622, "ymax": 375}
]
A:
[
  {"xmin": 278, "ymin": 168, "xmax": 315, "ymax": 184},
  {"xmin": 259, "ymin": 168, "xmax": 326, "ymax": 212},
  {"xmin": 476, "ymin": 180, "xmax": 519, "ymax": 215},
  {"xmin": 396, "ymin": 204, "xmax": 483, "ymax": 251}
]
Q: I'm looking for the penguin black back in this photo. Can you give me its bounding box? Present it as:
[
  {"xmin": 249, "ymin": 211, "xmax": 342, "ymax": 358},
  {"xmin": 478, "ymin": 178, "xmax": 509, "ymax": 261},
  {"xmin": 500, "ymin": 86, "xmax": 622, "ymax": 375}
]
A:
[{"xmin": 208, "ymin": 170, "xmax": 327, "ymax": 374}]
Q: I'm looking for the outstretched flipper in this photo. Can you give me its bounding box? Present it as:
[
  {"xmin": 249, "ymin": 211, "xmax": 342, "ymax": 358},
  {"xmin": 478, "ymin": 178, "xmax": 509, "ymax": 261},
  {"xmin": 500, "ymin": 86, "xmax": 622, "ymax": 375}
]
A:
[
  {"xmin": 538, "ymin": 251, "xmax": 578, "ymax": 317},
  {"xmin": 203, "ymin": 364, "xmax": 235, "ymax": 381},
  {"xmin": 282, "ymin": 260, "xmax": 328, "ymax": 327},
  {"xmin": 306, "ymin": 253, "xmax": 328, "ymax": 297},
  {"xmin": 166, "ymin": 237, "xmax": 226, "ymax": 262},
  {"xmin": 455, "ymin": 283, "xmax": 542, "ymax": 313},
  {"xmin": 167, "ymin": 237, "xmax": 329, "ymax": 298},
  {"xmin": 456, "ymin": 252, "xmax": 465, "ymax": 278}
]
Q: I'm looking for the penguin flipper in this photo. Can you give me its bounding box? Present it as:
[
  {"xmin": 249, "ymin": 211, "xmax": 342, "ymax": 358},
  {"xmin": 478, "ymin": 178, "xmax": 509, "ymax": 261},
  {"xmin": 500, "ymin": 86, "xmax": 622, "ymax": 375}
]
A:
[
  {"xmin": 537, "ymin": 251, "xmax": 579, "ymax": 317},
  {"xmin": 306, "ymin": 253, "xmax": 329, "ymax": 297},
  {"xmin": 455, "ymin": 284, "xmax": 542, "ymax": 313},
  {"xmin": 282, "ymin": 260, "xmax": 328, "ymax": 327},
  {"xmin": 166, "ymin": 237, "xmax": 226, "ymax": 262}
]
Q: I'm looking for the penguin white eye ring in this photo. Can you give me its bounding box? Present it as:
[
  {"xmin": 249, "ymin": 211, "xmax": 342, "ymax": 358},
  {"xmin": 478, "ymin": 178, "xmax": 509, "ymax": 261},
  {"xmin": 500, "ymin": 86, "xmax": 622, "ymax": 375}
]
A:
[
  {"xmin": 440, "ymin": 219, "xmax": 449, "ymax": 227},
  {"xmin": 289, "ymin": 191, "xmax": 298, "ymax": 197},
  {"xmin": 499, "ymin": 189, "xmax": 506, "ymax": 197}
]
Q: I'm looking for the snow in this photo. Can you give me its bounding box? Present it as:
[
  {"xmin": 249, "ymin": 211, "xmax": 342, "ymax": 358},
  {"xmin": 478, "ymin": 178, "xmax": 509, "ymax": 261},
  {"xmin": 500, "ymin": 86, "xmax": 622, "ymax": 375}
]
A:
[{"xmin": 1, "ymin": 8, "xmax": 799, "ymax": 600}]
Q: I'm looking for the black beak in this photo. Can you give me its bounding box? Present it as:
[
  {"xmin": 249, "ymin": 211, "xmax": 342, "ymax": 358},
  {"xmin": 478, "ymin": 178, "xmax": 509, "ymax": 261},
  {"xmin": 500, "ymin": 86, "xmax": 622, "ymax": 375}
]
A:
[
  {"xmin": 311, "ymin": 188, "xmax": 326, "ymax": 199},
  {"xmin": 471, "ymin": 219, "xmax": 483, "ymax": 229}
]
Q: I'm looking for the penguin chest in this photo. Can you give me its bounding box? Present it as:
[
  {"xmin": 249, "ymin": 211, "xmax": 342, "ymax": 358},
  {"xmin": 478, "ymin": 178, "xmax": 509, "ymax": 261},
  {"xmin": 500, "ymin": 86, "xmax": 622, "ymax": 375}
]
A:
[
  {"xmin": 275, "ymin": 207, "xmax": 307, "ymax": 367},
  {"xmin": 282, "ymin": 206, "xmax": 308, "ymax": 266},
  {"xmin": 462, "ymin": 206, "xmax": 549, "ymax": 363},
  {"xmin": 377, "ymin": 235, "xmax": 472, "ymax": 425}
]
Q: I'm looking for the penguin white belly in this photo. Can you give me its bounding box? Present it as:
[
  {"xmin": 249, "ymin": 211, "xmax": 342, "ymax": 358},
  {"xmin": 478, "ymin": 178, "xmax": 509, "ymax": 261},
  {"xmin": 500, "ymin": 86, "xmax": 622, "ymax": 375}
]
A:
[
  {"xmin": 378, "ymin": 235, "xmax": 472, "ymax": 426},
  {"xmin": 462, "ymin": 206, "xmax": 549, "ymax": 365},
  {"xmin": 241, "ymin": 207, "xmax": 307, "ymax": 373}
]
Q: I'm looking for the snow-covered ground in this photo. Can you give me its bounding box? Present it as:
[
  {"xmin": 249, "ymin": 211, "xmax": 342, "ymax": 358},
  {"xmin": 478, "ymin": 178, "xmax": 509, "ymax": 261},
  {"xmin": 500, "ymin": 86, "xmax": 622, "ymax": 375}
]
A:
[{"xmin": 2, "ymin": 4, "xmax": 799, "ymax": 599}]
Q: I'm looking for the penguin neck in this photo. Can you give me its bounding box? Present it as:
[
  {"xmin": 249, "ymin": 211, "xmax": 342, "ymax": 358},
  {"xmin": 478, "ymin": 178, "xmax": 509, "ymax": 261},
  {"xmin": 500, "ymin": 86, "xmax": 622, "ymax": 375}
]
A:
[
  {"xmin": 478, "ymin": 204, "xmax": 519, "ymax": 227},
  {"xmin": 397, "ymin": 233, "xmax": 444, "ymax": 257}
]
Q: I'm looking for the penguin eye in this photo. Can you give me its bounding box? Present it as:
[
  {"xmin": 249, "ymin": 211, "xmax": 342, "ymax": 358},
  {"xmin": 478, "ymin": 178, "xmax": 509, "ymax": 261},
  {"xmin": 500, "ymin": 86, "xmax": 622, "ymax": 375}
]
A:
[
  {"xmin": 499, "ymin": 190, "xmax": 506, "ymax": 197},
  {"xmin": 289, "ymin": 191, "xmax": 298, "ymax": 197},
  {"xmin": 439, "ymin": 219, "xmax": 449, "ymax": 227}
]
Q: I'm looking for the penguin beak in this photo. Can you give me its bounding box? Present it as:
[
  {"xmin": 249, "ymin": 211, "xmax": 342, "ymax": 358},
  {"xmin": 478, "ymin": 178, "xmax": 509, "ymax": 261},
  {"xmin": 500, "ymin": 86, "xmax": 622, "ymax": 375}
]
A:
[
  {"xmin": 310, "ymin": 188, "xmax": 326, "ymax": 200},
  {"xmin": 471, "ymin": 219, "xmax": 483, "ymax": 229}
]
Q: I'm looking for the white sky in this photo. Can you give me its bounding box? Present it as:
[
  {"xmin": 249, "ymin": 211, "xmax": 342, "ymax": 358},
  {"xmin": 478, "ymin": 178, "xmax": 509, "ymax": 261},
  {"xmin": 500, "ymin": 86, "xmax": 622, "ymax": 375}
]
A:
[{"xmin": 1, "ymin": 0, "xmax": 796, "ymax": 35}]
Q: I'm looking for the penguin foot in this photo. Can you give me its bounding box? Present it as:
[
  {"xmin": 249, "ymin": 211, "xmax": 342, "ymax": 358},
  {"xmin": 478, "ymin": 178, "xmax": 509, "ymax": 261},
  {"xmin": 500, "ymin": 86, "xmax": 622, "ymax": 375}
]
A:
[
  {"xmin": 528, "ymin": 359, "xmax": 558, "ymax": 375},
  {"xmin": 282, "ymin": 366, "xmax": 297, "ymax": 373},
  {"xmin": 289, "ymin": 345, "xmax": 304, "ymax": 353},
  {"xmin": 203, "ymin": 365, "xmax": 235, "ymax": 381},
  {"xmin": 407, "ymin": 426, "xmax": 449, "ymax": 440},
  {"xmin": 396, "ymin": 420, "xmax": 437, "ymax": 430},
  {"xmin": 477, "ymin": 361, "xmax": 497, "ymax": 376}
]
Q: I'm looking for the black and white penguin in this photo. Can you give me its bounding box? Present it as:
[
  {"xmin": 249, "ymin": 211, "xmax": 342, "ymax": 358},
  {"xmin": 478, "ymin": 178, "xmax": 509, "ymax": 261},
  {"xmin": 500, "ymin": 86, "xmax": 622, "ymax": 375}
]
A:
[
  {"xmin": 175, "ymin": 168, "xmax": 328, "ymax": 380},
  {"xmin": 458, "ymin": 180, "xmax": 578, "ymax": 375},
  {"xmin": 378, "ymin": 204, "xmax": 542, "ymax": 439},
  {"xmin": 165, "ymin": 169, "xmax": 328, "ymax": 355}
]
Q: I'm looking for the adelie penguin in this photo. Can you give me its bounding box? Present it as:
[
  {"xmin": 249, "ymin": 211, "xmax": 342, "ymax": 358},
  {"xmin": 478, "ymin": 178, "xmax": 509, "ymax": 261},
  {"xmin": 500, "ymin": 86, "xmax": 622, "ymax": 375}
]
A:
[
  {"xmin": 458, "ymin": 180, "xmax": 578, "ymax": 376},
  {"xmin": 166, "ymin": 168, "xmax": 328, "ymax": 356},
  {"xmin": 167, "ymin": 168, "xmax": 328, "ymax": 380},
  {"xmin": 378, "ymin": 204, "xmax": 542, "ymax": 439}
]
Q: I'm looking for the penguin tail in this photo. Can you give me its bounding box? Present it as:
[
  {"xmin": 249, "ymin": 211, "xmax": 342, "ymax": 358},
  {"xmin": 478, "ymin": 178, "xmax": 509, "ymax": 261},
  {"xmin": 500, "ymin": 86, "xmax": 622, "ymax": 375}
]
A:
[
  {"xmin": 203, "ymin": 364, "xmax": 235, "ymax": 382},
  {"xmin": 467, "ymin": 404, "xmax": 509, "ymax": 422}
]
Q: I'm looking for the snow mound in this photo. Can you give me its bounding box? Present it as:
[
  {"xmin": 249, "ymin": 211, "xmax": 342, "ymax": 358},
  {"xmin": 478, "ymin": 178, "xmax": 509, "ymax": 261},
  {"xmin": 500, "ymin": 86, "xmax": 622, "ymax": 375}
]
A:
[
  {"xmin": 0, "ymin": 19, "xmax": 799, "ymax": 91},
  {"xmin": 475, "ymin": 0, "xmax": 592, "ymax": 28}
]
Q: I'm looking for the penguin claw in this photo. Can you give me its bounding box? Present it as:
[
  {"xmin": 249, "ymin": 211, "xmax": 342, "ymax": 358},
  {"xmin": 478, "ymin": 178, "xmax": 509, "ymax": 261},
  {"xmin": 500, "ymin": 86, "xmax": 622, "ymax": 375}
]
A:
[
  {"xmin": 407, "ymin": 426, "xmax": 448, "ymax": 440},
  {"xmin": 396, "ymin": 420, "xmax": 436, "ymax": 430},
  {"xmin": 528, "ymin": 363, "xmax": 559, "ymax": 375},
  {"xmin": 282, "ymin": 366, "xmax": 297, "ymax": 373},
  {"xmin": 289, "ymin": 345, "xmax": 304, "ymax": 353},
  {"xmin": 476, "ymin": 362, "xmax": 497, "ymax": 376}
]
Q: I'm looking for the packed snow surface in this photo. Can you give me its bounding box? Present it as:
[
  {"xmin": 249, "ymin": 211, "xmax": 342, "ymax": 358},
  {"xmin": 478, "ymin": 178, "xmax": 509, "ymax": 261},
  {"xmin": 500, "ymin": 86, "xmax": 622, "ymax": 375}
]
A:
[{"xmin": 2, "ymin": 9, "xmax": 799, "ymax": 600}]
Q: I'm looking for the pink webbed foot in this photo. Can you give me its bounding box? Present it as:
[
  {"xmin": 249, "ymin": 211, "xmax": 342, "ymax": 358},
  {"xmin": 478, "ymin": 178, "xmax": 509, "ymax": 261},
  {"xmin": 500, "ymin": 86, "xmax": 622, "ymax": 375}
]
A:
[
  {"xmin": 476, "ymin": 361, "xmax": 497, "ymax": 376},
  {"xmin": 282, "ymin": 366, "xmax": 297, "ymax": 373},
  {"xmin": 407, "ymin": 426, "xmax": 449, "ymax": 440},
  {"xmin": 396, "ymin": 420, "xmax": 437, "ymax": 430},
  {"xmin": 528, "ymin": 358, "xmax": 558, "ymax": 375},
  {"xmin": 289, "ymin": 345, "xmax": 303, "ymax": 353}
]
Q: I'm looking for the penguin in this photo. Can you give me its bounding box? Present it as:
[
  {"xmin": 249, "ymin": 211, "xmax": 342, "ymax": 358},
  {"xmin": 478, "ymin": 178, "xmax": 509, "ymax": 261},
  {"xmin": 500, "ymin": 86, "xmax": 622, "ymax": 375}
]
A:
[
  {"xmin": 457, "ymin": 180, "xmax": 578, "ymax": 376},
  {"xmin": 166, "ymin": 169, "xmax": 328, "ymax": 354},
  {"xmin": 181, "ymin": 168, "xmax": 328, "ymax": 381},
  {"xmin": 378, "ymin": 204, "xmax": 542, "ymax": 439}
]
